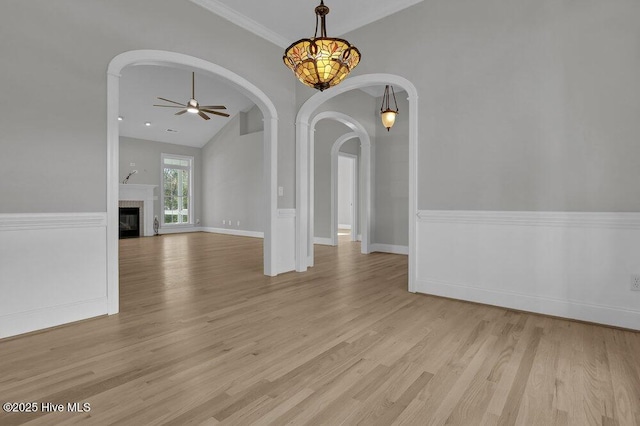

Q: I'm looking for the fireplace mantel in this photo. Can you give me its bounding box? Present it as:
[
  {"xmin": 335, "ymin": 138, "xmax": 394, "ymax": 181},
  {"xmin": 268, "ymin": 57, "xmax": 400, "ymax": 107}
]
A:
[{"xmin": 119, "ymin": 184, "xmax": 157, "ymax": 236}]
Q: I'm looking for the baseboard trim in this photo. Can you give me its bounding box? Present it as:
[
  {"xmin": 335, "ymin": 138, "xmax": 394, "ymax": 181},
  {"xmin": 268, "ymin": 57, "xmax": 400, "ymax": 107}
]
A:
[
  {"xmin": 0, "ymin": 297, "xmax": 108, "ymax": 339},
  {"xmin": 338, "ymin": 224, "xmax": 352, "ymax": 230},
  {"xmin": 201, "ymin": 227, "xmax": 264, "ymax": 238},
  {"xmin": 313, "ymin": 237, "xmax": 334, "ymax": 246},
  {"xmin": 416, "ymin": 278, "xmax": 640, "ymax": 331},
  {"xmin": 158, "ymin": 226, "xmax": 201, "ymax": 235},
  {"xmin": 370, "ymin": 243, "xmax": 408, "ymax": 255}
]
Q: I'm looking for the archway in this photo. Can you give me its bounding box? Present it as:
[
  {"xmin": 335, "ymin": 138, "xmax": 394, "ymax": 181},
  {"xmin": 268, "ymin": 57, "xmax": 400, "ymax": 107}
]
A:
[
  {"xmin": 107, "ymin": 50, "xmax": 278, "ymax": 314},
  {"xmin": 331, "ymin": 132, "xmax": 362, "ymax": 246},
  {"xmin": 305, "ymin": 111, "xmax": 372, "ymax": 267},
  {"xmin": 296, "ymin": 74, "xmax": 418, "ymax": 292}
]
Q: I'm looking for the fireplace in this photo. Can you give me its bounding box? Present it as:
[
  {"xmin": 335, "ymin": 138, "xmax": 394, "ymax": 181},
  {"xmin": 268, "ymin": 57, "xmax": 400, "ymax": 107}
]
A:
[{"xmin": 119, "ymin": 207, "xmax": 140, "ymax": 239}]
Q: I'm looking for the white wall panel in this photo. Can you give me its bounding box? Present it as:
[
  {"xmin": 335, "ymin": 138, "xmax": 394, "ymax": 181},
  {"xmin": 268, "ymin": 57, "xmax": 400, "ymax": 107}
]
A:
[
  {"xmin": 416, "ymin": 211, "xmax": 640, "ymax": 330},
  {"xmin": 276, "ymin": 209, "xmax": 296, "ymax": 274},
  {"xmin": 0, "ymin": 213, "xmax": 108, "ymax": 338}
]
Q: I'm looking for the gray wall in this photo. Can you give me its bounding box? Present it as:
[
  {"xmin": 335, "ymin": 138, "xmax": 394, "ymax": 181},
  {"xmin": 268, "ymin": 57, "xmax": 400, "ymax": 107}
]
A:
[
  {"xmin": 240, "ymin": 105, "xmax": 264, "ymax": 136},
  {"xmin": 0, "ymin": 0, "xmax": 296, "ymax": 214},
  {"xmin": 374, "ymin": 94, "xmax": 409, "ymax": 246},
  {"xmin": 202, "ymin": 115, "xmax": 264, "ymax": 232},
  {"xmin": 119, "ymin": 137, "xmax": 202, "ymax": 225},
  {"xmin": 311, "ymin": 90, "xmax": 410, "ymax": 246},
  {"xmin": 314, "ymin": 120, "xmax": 352, "ymax": 239},
  {"xmin": 306, "ymin": 0, "xmax": 640, "ymax": 212}
]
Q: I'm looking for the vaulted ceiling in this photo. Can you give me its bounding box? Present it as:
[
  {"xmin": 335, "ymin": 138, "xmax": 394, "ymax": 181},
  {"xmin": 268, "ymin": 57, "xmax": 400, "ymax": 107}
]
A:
[
  {"xmin": 119, "ymin": 65, "xmax": 255, "ymax": 148},
  {"xmin": 189, "ymin": 0, "xmax": 425, "ymax": 48},
  {"xmin": 120, "ymin": 1, "xmax": 421, "ymax": 147}
]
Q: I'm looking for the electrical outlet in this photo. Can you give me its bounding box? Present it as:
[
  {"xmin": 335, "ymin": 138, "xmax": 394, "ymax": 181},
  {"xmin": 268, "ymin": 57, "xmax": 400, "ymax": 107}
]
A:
[
  {"xmin": 632, "ymin": 274, "xmax": 640, "ymax": 291},
  {"xmin": 237, "ymin": 221, "xmax": 240, "ymax": 227},
  {"xmin": 222, "ymin": 220, "xmax": 225, "ymax": 225}
]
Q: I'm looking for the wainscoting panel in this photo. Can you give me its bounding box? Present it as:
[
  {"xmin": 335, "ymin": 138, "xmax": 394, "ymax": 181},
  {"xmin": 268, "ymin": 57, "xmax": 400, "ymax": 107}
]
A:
[
  {"xmin": 415, "ymin": 211, "xmax": 640, "ymax": 330},
  {"xmin": 276, "ymin": 209, "xmax": 296, "ymax": 275},
  {"xmin": 0, "ymin": 213, "xmax": 108, "ymax": 338}
]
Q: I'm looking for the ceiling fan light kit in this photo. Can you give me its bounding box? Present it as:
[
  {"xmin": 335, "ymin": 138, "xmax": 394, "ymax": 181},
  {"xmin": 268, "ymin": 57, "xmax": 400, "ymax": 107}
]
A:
[
  {"xmin": 153, "ymin": 72, "xmax": 230, "ymax": 121},
  {"xmin": 283, "ymin": 0, "xmax": 360, "ymax": 91}
]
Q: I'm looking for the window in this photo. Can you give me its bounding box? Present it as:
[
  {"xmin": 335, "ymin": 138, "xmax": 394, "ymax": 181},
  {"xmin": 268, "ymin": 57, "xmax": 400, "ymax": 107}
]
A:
[{"xmin": 161, "ymin": 153, "xmax": 193, "ymax": 226}]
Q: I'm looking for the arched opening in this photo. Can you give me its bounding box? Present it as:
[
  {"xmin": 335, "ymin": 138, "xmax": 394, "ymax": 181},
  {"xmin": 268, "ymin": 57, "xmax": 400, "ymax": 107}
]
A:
[
  {"xmin": 305, "ymin": 111, "xmax": 372, "ymax": 267},
  {"xmin": 106, "ymin": 50, "xmax": 278, "ymax": 314},
  {"xmin": 296, "ymin": 74, "xmax": 418, "ymax": 292},
  {"xmin": 331, "ymin": 132, "xmax": 361, "ymax": 247}
]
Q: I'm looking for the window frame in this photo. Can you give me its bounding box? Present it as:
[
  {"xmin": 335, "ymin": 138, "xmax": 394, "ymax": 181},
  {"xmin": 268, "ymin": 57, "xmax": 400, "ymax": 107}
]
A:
[{"xmin": 160, "ymin": 153, "xmax": 194, "ymax": 227}]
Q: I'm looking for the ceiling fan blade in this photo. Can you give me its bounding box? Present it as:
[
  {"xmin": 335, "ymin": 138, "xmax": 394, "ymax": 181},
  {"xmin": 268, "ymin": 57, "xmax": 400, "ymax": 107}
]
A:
[
  {"xmin": 158, "ymin": 97, "xmax": 186, "ymax": 106},
  {"xmin": 198, "ymin": 111, "xmax": 211, "ymax": 120},
  {"xmin": 153, "ymin": 104, "xmax": 183, "ymax": 108},
  {"xmin": 175, "ymin": 109, "xmax": 188, "ymax": 115},
  {"xmin": 199, "ymin": 105, "xmax": 227, "ymax": 110},
  {"xmin": 201, "ymin": 109, "xmax": 231, "ymax": 118}
]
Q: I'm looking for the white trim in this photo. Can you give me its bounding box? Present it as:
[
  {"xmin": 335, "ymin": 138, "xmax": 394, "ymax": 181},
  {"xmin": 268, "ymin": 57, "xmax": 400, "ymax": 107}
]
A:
[
  {"xmin": 417, "ymin": 278, "xmax": 640, "ymax": 331},
  {"xmin": 338, "ymin": 224, "xmax": 352, "ymax": 230},
  {"xmin": 314, "ymin": 237, "xmax": 334, "ymax": 246},
  {"xmin": 0, "ymin": 297, "xmax": 109, "ymax": 340},
  {"xmin": 158, "ymin": 226, "xmax": 202, "ymax": 235},
  {"xmin": 417, "ymin": 210, "xmax": 640, "ymax": 229},
  {"xmin": 370, "ymin": 243, "xmax": 409, "ymax": 255},
  {"xmin": 0, "ymin": 212, "xmax": 106, "ymax": 231},
  {"xmin": 108, "ymin": 50, "xmax": 280, "ymax": 316},
  {"xmin": 188, "ymin": 0, "xmax": 424, "ymax": 48},
  {"xmin": 201, "ymin": 227, "xmax": 264, "ymax": 238},
  {"xmin": 277, "ymin": 209, "xmax": 296, "ymax": 219},
  {"xmin": 296, "ymin": 74, "xmax": 418, "ymax": 293},
  {"xmin": 189, "ymin": 0, "xmax": 290, "ymax": 48}
]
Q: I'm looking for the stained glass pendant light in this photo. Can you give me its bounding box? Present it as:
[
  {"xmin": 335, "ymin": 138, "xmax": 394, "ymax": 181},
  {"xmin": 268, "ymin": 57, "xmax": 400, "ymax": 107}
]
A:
[
  {"xmin": 283, "ymin": 1, "xmax": 360, "ymax": 91},
  {"xmin": 380, "ymin": 85, "xmax": 399, "ymax": 131}
]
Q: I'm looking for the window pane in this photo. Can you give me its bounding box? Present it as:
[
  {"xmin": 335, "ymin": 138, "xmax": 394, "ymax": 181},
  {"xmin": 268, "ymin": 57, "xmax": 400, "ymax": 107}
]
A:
[
  {"xmin": 164, "ymin": 158, "xmax": 189, "ymax": 167},
  {"xmin": 164, "ymin": 168, "xmax": 178, "ymax": 197},
  {"xmin": 162, "ymin": 155, "xmax": 193, "ymax": 225}
]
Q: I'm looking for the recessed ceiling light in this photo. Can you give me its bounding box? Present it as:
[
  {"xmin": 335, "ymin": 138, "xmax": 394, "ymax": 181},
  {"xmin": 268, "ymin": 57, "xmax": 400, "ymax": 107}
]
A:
[
  {"xmin": 145, "ymin": 122, "xmax": 151, "ymax": 127},
  {"xmin": 118, "ymin": 116, "xmax": 123, "ymax": 121}
]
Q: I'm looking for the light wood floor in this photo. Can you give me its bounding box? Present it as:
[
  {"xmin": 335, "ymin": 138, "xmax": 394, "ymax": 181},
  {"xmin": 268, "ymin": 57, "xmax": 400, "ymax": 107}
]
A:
[{"xmin": 1, "ymin": 232, "xmax": 639, "ymax": 425}]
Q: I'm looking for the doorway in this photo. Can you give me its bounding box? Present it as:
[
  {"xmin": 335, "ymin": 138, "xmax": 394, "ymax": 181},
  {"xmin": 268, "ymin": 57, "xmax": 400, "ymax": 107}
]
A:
[
  {"xmin": 337, "ymin": 153, "xmax": 357, "ymax": 244},
  {"xmin": 106, "ymin": 50, "xmax": 279, "ymax": 315}
]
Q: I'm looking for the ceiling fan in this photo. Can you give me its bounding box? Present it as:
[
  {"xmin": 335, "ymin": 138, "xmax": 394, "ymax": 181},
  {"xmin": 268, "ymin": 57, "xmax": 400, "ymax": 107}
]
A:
[{"xmin": 153, "ymin": 72, "xmax": 230, "ymax": 121}]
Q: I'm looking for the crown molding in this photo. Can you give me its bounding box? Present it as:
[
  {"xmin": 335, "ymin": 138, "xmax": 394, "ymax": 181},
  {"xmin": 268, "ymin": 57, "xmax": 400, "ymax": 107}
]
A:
[{"xmin": 189, "ymin": 0, "xmax": 290, "ymax": 48}]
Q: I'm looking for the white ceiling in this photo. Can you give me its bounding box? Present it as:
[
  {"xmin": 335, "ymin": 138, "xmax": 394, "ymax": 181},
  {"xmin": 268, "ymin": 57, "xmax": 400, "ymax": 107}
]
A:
[
  {"xmin": 190, "ymin": 0, "xmax": 425, "ymax": 48},
  {"xmin": 119, "ymin": 65, "xmax": 255, "ymax": 148}
]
